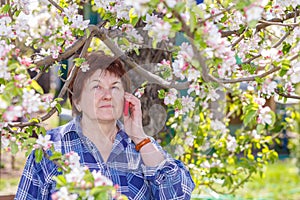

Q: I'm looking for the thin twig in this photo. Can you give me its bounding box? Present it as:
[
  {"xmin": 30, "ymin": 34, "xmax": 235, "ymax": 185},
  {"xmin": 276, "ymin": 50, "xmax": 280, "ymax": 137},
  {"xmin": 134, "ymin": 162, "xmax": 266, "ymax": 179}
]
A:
[
  {"xmin": 231, "ymin": 28, "xmax": 247, "ymax": 49},
  {"xmin": 218, "ymin": 67, "xmax": 281, "ymax": 84},
  {"xmin": 11, "ymin": 31, "xmax": 95, "ymax": 128},
  {"xmin": 272, "ymin": 27, "xmax": 295, "ymax": 48},
  {"xmin": 275, "ymin": 89, "xmax": 300, "ymax": 100},
  {"xmin": 258, "ymin": 20, "xmax": 299, "ymax": 27},
  {"xmin": 199, "ymin": 5, "xmax": 234, "ymax": 24},
  {"xmin": 48, "ymin": 0, "xmax": 64, "ymax": 12},
  {"xmin": 95, "ymin": 27, "xmax": 191, "ymax": 90}
]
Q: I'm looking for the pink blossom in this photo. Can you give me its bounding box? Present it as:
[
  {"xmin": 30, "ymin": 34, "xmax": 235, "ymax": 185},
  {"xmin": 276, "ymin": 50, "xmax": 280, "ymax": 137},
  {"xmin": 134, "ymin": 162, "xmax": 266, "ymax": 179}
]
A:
[
  {"xmin": 227, "ymin": 135, "xmax": 238, "ymax": 152},
  {"xmin": 92, "ymin": 170, "xmax": 113, "ymax": 186},
  {"xmin": 244, "ymin": 5, "xmax": 264, "ymax": 22},
  {"xmin": 36, "ymin": 134, "xmax": 53, "ymax": 150},
  {"xmin": 3, "ymin": 106, "xmax": 23, "ymax": 122},
  {"xmin": 254, "ymin": 97, "xmax": 266, "ymax": 106},
  {"xmin": 164, "ymin": 88, "xmax": 178, "ymax": 105}
]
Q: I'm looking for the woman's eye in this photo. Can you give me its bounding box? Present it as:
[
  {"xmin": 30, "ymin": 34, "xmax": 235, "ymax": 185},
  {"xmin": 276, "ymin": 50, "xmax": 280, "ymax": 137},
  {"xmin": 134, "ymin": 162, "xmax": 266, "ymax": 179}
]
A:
[
  {"xmin": 93, "ymin": 85, "xmax": 101, "ymax": 89},
  {"xmin": 112, "ymin": 86, "xmax": 119, "ymax": 90}
]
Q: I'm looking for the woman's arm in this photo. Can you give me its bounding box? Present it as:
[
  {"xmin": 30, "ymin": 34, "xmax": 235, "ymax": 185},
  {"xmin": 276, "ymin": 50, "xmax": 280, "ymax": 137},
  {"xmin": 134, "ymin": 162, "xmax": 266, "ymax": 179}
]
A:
[
  {"xmin": 140, "ymin": 141, "xmax": 195, "ymax": 200},
  {"xmin": 15, "ymin": 151, "xmax": 57, "ymax": 200},
  {"xmin": 15, "ymin": 152, "xmax": 41, "ymax": 200}
]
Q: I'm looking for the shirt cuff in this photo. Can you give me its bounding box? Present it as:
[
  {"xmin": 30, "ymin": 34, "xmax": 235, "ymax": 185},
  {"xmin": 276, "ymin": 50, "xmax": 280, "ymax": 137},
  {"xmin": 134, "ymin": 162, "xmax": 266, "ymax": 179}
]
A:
[{"xmin": 141, "ymin": 158, "xmax": 182, "ymax": 185}]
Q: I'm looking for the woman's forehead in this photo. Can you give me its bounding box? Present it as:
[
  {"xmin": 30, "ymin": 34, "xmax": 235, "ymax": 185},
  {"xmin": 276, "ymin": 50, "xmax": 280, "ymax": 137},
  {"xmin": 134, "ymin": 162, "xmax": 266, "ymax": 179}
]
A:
[{"xmin": 88, "ymin": 69, "xmax": 121, "ymax": 83}]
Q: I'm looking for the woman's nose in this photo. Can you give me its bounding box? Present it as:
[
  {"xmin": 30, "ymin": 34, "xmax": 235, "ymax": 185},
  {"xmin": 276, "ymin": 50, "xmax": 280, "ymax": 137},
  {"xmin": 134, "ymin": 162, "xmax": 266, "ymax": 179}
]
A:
[{"xmin": 101, "ymin": 88, "xmax": 112, "ymax": 99}]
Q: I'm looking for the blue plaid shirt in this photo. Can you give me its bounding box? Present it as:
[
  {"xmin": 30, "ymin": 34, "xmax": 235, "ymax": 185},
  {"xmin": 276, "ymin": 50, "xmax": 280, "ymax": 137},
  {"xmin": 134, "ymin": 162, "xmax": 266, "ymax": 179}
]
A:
[{"xmin": 15, "ymin": 117, "xmax": 195, "ymax": 200}]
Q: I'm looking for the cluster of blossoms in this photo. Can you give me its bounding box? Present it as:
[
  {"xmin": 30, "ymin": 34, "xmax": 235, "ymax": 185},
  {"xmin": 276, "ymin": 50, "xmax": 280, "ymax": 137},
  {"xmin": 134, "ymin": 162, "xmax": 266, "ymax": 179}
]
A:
[
  {"xmin": 254, "ymin": 97, "xmax": 273, "ymax": 125},
  {"xmin": 202, "ymin": 21, "xmax": 237, "ymax": 78},
  {"xmin": 1, "ymin": 89, "xmax": 56, "ymax": 122},
  {"xmin": 51, "ymin": 151, "xmax": 123, "ymax": 200},
  {"xmin": 172, "ymin": 43, "xmax": 199, "ymax": 81},
  {"xmin": 0, "ymin": 58, "xmax": 11, "ymax": 80},
  {"xmin": 119, "ymin": 24, "xmax": 144, "ymax": 52},
  {"xmin": 63, "ymin": 4, "xmax": 90, "ymax": 31},
  {"xmin": 0, "ymin": 14, "xmax": 29, "ymax": 40}
]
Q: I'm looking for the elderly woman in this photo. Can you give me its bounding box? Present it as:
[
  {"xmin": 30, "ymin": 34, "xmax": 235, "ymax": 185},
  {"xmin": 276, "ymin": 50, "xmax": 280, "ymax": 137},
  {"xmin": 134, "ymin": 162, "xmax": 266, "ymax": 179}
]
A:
[{"xmin": 15, "ymin": 52, "xmax": 195, "ymax": 199}]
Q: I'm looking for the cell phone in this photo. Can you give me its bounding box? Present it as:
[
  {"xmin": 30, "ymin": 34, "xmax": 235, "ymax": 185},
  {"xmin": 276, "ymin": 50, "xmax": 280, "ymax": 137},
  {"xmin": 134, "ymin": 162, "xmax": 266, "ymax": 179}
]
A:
[{"xmin": 124, "ymin": 100, "xmax": 130, "ymax": 116}]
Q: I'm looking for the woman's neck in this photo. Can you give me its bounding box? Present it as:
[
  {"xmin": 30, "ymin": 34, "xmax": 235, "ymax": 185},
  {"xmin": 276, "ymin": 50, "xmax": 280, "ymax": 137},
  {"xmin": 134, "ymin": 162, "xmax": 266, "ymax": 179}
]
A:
[{"xmin": 80, "ymin": 116, "xmax": 118, "ymax": 143}]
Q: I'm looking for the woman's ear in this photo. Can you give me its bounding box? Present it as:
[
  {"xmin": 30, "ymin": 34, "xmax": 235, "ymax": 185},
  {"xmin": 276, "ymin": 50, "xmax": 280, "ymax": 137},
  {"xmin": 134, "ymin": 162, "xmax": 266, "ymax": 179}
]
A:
[
  {"xmin": 76, "ymin": 105, "xmax": 81, "ymax": 112},
  {"xmin": 73, "ymin": 100, "xmax": 81, "ymax": 112}
]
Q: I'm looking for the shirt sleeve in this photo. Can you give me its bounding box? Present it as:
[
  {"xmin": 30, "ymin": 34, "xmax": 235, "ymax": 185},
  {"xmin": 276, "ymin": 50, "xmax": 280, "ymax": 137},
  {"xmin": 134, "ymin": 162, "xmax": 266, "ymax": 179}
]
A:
[
  {"xmin": 141, "ymin": 139, "xmax": 195, "ymax": 200},
  {"xmin": 14, "ymin": 151, "xmax": 57, "ymax": 200}
]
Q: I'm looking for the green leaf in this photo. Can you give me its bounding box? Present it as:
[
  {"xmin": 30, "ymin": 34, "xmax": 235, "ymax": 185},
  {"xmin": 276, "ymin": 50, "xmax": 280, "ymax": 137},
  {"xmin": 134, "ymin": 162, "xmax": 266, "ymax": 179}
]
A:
[
  {"xmin": 56, "ymin": 103, "xmax": 62, "ymax": 114},
  {"xmin": 282, "ymin": 42, "xmax": 291, "ymax": 55},
  {"xmin": 243, "ymin": 110, "xmax": 257, "ymax": 125},
  {"xmin": 190, "ymin": 11, "xmax": 197, "ymax": 33},
  {"xmin": 11, "ymin": 142, "xmax": 19, "ymax": 155},
  {"xmin": 256, "ymin": 124, "xmax": 265, "ymax": 133},
  {"xmin": 158, "ymin": 89, "xmax": 165, "ymax": 99},
  {"xmin": 2, "ymin": 4, "xmax": 10, "ymax": 13},
  {"xmin": 236, "ymin": 0, "xmax": 252, "ymax": 9},
  {"xmin": 73, "ymin": 57, "xmax": 86, "ymax": 67},
  {"xmin": 53, "ymin": 175, "xmax": 67, "ymax": 187},
  {"xmin": 8, "ymin": 63, "xmax": 20, "ymax": 71},
  {"xmin": 35, "ymin": 148, "xmax": 43, "ymax": 163},
  {"xmin": 22, "ymin": 138, "xmax": 37, "ymax": 147},
  {"xmin": 31, "ymin": 80, "xmax": 44, "ymax": 94},
  {"xmin": 174, "ymin": 2, "xmax": 185, "ymax": 13},
  {"xmin": 50, "ymin": 152, "xmax": 62, "ymax": 161}
]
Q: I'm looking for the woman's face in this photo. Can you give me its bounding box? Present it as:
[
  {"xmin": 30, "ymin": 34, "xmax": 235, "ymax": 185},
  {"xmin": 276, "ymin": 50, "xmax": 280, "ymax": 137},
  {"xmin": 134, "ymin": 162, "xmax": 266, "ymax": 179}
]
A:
[{"xmin": 77, "ymin": 69, "xmax": 125, "ymax": 122}]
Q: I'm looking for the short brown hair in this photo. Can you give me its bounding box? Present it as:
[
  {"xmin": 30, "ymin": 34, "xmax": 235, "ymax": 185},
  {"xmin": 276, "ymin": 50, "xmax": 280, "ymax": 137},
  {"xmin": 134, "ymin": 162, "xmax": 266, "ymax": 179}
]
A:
[{"xmin": 68, "ymin": 51, "xmax": 131, "ymax": 116}]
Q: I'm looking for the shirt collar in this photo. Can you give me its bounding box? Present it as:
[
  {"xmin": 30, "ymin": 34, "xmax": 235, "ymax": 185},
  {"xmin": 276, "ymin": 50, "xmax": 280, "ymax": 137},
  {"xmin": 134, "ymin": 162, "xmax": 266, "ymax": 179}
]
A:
[{"xmin": 62, "ymin": 116, "xmax": 130, "ymax": 144}]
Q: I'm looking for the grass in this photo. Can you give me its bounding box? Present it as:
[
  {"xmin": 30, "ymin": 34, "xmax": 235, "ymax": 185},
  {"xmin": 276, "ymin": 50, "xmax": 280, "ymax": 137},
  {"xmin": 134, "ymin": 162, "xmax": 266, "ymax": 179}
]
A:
[
  {"xmin": 234, "ymin": 158, "xmax": 300, "ymax": 200},
  {"xmin": 192, "ymin": 158, "xmax": 300, "ymax": 200},
  {"xmin": 1, "ymin": 158, "xmax": 300, "ymax": 198},
  {"xmin": 0, "ymin": 178, "xmax": 20, "ymax": 195}
]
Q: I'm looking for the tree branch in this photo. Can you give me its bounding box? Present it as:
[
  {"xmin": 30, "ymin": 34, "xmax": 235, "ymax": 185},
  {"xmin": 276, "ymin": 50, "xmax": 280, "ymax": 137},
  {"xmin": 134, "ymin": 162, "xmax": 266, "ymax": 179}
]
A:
[
  {"xmin": 218, "ymin": 66, "xmax": 281, "ymax": 84},
  {"xmin": 94, "ymin": 27, "xmax": 190, "ymax": 90},
  {"xmin": 48, "ymin": 0, "xmax": 64, "ymax": 12},
  {"xmin": 222, "ymin": 11, "xmax": 300, "ymax": 38},
  {"xmin": 199, "ymin": 5, "xmax": 234, "ymax": 24},
  {"xmin": 275, "ymin": 89, "xmax": 300, "ymax": 100},
  {"xmin": 11, "ymin": 31, "xmax": 95, "ymax": 128},
  {"xmin": 258, "ymin": 20, "xmax": 299, "ymax": 27}
]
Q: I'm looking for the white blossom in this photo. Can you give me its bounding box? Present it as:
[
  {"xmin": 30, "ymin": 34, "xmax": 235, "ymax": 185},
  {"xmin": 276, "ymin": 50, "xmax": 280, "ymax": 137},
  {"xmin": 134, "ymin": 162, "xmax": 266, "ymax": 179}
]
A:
[
  {"xmin": 36, "ymin": 134, "xmax": 53, "ymax": 150},
  {"xmin": 67, "ymin": 152, "xmax": 81, "ymax": 170},
  {"xmin": 65, "ymin": 167, "xmax": 85, "ymax": 183},
  {"xmin": 3, "ymin": 106, "xmax": 23, "ymax": 122},
  {"xmin": 200, "ymin": 160, "xmax": 211, "ymax": 168},
  {"xmin": 143, "ymin": 14, "xmax": 161, "ymax": 31},
  {"xmin": 52, "ymin": 187, "xmax": 78, "ymax": 200},
  {"xmin": 172, "ymin": 57, "xmax": 187, "ymax": 80},
  {"xmin": 71, "ymin": 15, "xmax": 90, "ymax": 30},
  {"xmin": 164, "ymin": 88, "xmax": 178, "ymax": 105},
  {"xmin": 211, "ymin": 119, "xmax": 227, "ymax": 134},
  {"xmin": 245, "ymin": 5, "xmax": 264, "ymax": 22},
  {"xmin": 174, "ymin": 145, "xmax": 185, "ymax": 156},
  {"xmin": 92, "ymin": 170, "xmax": 113, "ymax": 186},
  {"xmin": 261, "ymin": 80, "xmax": 277, "ymax": 98},
  {"xmin": 148, "ymin": 21, "xmax": 171, "ymax": 43},
  {"xmin": 185, "ymin": 131, "xmax": 196, "ymax": 147},
  {"xmin": 227, "ymin": 135, "xmax": 238, "ymax": 152},
  {"xmin": 187, "ymin": 68, "xmax": 200, "ymax": 81},
  {"xmin": 257, "ymin": 106, "xmax": 272, "ymax": 125},
  {"xmin": 125, "ymin": 0, "xmax": 150, "ymax": 16},
  {"xmin": 290, "ymin": 62, "xmax": 300, "ymax": 84},
  {"xmin": 181, "ymin": 96, "xmax": 195, "ymax": 113},
  {"xmin": 80, "ymin": 62, "xmax": 90, "ymax": 72},
  {"xmin": 0, "ymin": 84, "xmax": 5, "ymax": 93}
]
